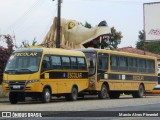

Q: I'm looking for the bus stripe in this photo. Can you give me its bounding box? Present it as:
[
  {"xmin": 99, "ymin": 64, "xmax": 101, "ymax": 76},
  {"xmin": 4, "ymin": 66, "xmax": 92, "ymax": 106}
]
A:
[
  {"xmin": 40, "ymin": 71, "xmax": 88, "ymax": 79},
  {"xmin": 99, "ymin": 73, "xmax": 157, "ymax": 81}
]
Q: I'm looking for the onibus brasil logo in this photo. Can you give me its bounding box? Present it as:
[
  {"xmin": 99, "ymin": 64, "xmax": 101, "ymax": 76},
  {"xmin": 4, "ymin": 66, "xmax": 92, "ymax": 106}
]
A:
[{"xmin": 1, "ymin": 112, "xmax": 42, "ymax": 118}]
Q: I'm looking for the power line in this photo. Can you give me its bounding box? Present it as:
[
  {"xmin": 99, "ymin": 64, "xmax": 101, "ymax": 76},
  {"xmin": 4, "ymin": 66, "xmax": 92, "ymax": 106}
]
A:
[
  {"xmin": 16, "ymin": 3, "xmax": 57, "ymax": 35},
  {"xmin": 12, "ymin": 2, "xmax": 57, "ymax": 47},
  {"xmin": 4, "ymin": 0, "xmax": 44, "ymax": 33}
]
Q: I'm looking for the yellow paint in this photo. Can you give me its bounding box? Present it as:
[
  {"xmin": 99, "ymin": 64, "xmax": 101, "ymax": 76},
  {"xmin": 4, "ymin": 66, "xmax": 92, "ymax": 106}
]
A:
[{"xmin": 45, "ymin": 73, "xmax": 49, "ymax": 79}]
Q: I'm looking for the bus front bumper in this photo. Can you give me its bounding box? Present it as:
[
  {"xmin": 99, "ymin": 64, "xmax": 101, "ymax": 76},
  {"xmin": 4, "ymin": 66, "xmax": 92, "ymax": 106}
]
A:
[{"xmin": 2, "ymin": 81, "xmax": 43, "ymax": 93}]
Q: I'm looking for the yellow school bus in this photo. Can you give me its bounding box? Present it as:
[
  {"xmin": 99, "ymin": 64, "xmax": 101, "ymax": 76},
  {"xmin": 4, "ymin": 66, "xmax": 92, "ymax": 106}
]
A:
[
  {"xmin": 2, "ymin": 48, "xmax": 89, "ymax": 104},
  {"xmin": 78, "ymin": 48, "xmax": 158, "ymax": 99}
]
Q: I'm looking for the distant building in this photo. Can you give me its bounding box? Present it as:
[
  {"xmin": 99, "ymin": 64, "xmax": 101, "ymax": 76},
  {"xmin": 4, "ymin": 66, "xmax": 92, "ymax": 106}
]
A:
[{"xmin": 116, "ymin": 46, "xmax": 160, "ymax": 59}]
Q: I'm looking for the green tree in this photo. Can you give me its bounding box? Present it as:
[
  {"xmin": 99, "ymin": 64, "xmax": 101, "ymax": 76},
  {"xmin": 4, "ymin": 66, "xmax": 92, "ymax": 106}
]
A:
[
  {"xmin": 0, "ymin": 35, "xmax": 14, "ymax": 84},
  {"xmin": 105, "ymin": 27, "xmax": 123, "ymax": 49},
  {"xmin": 147, "ymin": 42, "xmax": 160, "ymax": 54},
  {"xmin": 99, "ymin": 27, "xmax": 123, "ymax": 49},
  {"xmin": 84, "ymin": 22, "xmax": 92, "ymax": 28},
  {"xmin": 136, "ymin": 30, "xmax": 145, "ymax": 50},
  {"xmin": 136, "ymin": 30, "xmax": 160, "ymax": 54},
  {"xmin": 17, "ymin": 38, "xmax": 38, "ymax": 48}
]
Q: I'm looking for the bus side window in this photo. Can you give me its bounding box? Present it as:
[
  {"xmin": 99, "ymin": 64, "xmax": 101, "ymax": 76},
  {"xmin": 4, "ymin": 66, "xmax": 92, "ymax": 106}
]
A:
[
  {"xmin": 110, "ymin": 55, "xmax": 118, "ymax": 71},
  {"xmin": 77, "ymin": 57, "xmax": 86, "ymax": 70},
  {"xmin": 119, "ymin": 56, "xmax": 128, "ymax": 71},
  {"xmin": 41, "ymin": 56, "xmax": 51, "ymax": 71},
  {"xmin": 70, "ymin": 57, "xmax": 78, "ymax": 69},
  {"xmin": 128, "ymin": 57, "xmax": 138, "ymax": 72},
  {"xmin": 98, "ymin": 53, "xmax": 108, "ymax": 71},
  {"xmin": 147, "ymin": 59, "xmax": 155, "ymax": 73},
  {"xmin": 62, "ymin": 56, "xmax": 71, "ymax": 69},
  {"xmin": 51, "ymin": 56, "xmax": 62, "ymax": 69},
  {"xmin": 138, "ymin": 59, "xmax": 146, "ymax": 73}
]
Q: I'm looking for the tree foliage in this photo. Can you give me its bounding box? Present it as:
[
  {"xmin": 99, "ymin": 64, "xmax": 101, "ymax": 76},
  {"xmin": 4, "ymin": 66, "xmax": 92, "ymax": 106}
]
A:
[
  {"xmin": 96, "ymin": 27, "xmax": 123, "ymax": 49},
  {"xmin": 136, "ymin": 30, "xmax": 160, "ymax": 54},
  {"xmin": 136, "ymin": 30, "xmax": 145, "ymax": 50},
  {"xmin": 84, "ymin": 22, "xmax": 92, "ymax": 28},
  {"xmin": 0, "ymin": 35, "xmax": 14, "ymax": 84},
  {"xmin": 102, "ymin": 27, "xmax": 122, "ymax": 49},
  {"xmin": 16, "ymin": 38, "xmax": 37, "ymax": 48}
]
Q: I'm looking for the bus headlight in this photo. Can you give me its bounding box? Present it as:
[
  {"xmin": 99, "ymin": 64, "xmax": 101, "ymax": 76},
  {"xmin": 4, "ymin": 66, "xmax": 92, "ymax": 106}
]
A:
[
  {"xmin": 2, "ymin": 80, "xmax": 9, "ymax": 84},
  {"xmin": 27, "ymin": 80, "xmax": 39, "ymax": 84}
]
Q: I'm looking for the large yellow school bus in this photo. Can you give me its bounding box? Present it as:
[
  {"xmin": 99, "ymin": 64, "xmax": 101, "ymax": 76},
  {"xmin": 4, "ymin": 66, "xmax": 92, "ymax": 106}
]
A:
[
  {"xmin": 2, "ymin": 48, "xmax": 89, "ymax": 104},
  {"xmin": 78, "ymin": 48, "xmax": 158, "ymax": 99}
]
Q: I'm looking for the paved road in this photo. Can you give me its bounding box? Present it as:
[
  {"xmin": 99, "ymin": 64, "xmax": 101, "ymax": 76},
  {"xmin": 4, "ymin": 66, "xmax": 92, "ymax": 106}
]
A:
[{"xmin": 0, "ymin": 95, "xmax": 160, "ymax": 120}]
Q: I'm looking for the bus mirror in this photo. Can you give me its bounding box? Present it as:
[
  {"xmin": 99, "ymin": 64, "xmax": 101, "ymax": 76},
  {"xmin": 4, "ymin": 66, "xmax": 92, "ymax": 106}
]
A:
[{"xmin": 41, "ymin": 60, "xmax": 47, "ymax": 72}]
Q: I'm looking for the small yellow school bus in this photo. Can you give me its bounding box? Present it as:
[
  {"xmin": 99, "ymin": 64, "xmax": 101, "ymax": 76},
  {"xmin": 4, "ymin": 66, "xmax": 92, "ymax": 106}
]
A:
[
  {"xmin": 2, "ymin": 48, "xmax": 89, "ymax": 104},
  {"xmin": 78, "ymin": 48, "xmax": 158, "ymax": 99}
]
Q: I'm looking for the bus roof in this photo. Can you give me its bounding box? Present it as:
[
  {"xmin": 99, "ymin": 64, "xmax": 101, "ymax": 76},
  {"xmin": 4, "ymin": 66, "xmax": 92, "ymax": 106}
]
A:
[
  {"xmin": 15, "ymin": 48, "xmax": 86, "ymax": 57},
  {"xmin": 78, "ymin": 48, "xmax": 157, "ymax": 60}
]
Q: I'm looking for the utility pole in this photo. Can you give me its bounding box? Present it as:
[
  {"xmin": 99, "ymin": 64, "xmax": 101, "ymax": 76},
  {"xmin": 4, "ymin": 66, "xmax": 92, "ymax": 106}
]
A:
[{"xmin": 54, "ymin": 0, "xmax": 62, "ymax": 48}]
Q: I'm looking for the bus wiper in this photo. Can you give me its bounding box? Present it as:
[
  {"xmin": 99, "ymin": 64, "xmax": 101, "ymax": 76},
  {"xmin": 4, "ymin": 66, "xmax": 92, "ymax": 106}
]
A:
[
  {"xmin": 4, "ymin": 69, "xmax": 17, "ymax": 74},
  {"xmin": 17, "ymin": 68, "xmax": 33, "ymax": 73},
  {"xmin": 5, "ymin": 69, "xmax": 17, "ymax": 71}
]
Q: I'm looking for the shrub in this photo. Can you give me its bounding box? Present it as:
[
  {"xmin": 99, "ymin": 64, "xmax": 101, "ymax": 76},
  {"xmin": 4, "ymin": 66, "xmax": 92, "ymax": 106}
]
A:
[{"xmin": 0, "ymin": 35, "xmax": 14, "ymax": 84}]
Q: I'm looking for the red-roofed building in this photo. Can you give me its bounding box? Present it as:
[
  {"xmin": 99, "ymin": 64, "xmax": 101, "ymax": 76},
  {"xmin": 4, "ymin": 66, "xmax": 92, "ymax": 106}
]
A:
[{"xmin": 116, "ymin": 46, "xmax": 160, "ymax": 60}]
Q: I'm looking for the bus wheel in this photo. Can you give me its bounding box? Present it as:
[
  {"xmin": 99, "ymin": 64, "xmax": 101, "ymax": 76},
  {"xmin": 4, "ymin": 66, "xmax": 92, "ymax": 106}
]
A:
[
  {"xmin": 41, "ymin": 88, "xmax": 51, "ymax": 103},
  {"xmin": 109, "ymin": 92, "xmax": 120, "ymax": 99},
  {"xmin": 98, "ymin": 84, "xmax": 109, "ymax": 99},
  {"xmin": 9, "ymin": 92, "xmax": 18, "ymax": 104},
  {"xmin": 132, "ymin": 84, "xmax": 144, "ymax": 98},
  {"xmin": 65, "ymin": 87, "xmax": 78, "ymax": 101}
]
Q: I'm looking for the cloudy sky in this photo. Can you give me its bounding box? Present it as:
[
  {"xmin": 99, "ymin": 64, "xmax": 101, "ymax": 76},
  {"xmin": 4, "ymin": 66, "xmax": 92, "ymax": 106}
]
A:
[{"xmin": 0, "ymin": 0, "xmax": 159, "ymax": 48}]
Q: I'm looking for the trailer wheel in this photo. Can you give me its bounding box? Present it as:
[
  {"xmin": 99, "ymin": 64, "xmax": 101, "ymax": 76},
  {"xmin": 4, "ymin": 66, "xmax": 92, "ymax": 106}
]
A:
[
  {"xmin": 65, "ymin": 86, "xmax": 78, "ymax": 101},
  {"xmin": 98, "ymin": 84, "xmax": 109, "ymax": 99},
  {"xmin": 132, "ymin": 84, "xmax": 144, "ymax": 98}
]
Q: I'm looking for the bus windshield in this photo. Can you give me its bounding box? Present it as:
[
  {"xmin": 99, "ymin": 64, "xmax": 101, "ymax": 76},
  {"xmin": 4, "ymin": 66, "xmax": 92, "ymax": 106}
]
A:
[
  {"xmin": 5, "ymin": 52, "xmax": 42, "ymax": 74},
  {"xmin": 83, "ymin": 52, "xmax": 97, "ymax": 76}
]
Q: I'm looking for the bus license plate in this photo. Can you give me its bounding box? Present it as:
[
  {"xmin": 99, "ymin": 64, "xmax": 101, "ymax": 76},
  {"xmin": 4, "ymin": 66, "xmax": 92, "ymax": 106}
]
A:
[{"xmin": 13, "ymin": 85, "xmax": 21, "ymax": 89}]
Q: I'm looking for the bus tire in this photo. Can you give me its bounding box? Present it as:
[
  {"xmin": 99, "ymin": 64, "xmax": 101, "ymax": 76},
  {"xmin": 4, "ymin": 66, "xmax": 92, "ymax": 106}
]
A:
[
  {"xmin": 132, "ymin": 84, "xmax": 144, "ymax": 98},
  {"xmin": 65, "ymin": 87, "xmax": 78, "ymax": 101},
  {"xmin": 98, "ymin": 84, "xmax": 109, "ymax": 99},
  {"xmin": 41, "ymin": 88, "xmax": 51, "ymax": 103},
  {"xmin": 109, "ymin": 92, "xmax": 120, "ymax": 99},
  {"xmin": 9, "ymin": 92, "xmax": 18, "ymax": 104}
]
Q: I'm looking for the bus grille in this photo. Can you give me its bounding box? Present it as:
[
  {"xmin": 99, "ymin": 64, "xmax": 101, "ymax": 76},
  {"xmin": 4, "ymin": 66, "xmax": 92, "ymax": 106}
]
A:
[{"xmin": 9, "ymin": 81, "xmax": 26, "ymax": 91}]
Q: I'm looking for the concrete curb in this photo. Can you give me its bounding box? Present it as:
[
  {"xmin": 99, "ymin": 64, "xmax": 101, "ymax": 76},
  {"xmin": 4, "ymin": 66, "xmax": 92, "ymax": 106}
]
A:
[{"xmin": 0, "ymin": 97, "xmax": 9, "ymax": 102}]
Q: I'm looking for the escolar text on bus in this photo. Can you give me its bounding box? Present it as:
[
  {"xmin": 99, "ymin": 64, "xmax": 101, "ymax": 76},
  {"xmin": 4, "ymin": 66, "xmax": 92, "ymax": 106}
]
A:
[
  {"xmin": 68, "ymin": 72, "xmax": 82, "ymax": 79},
  {"xmin": 14, "ymin": 52, "xmax": 37, "ymax": 57}
]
